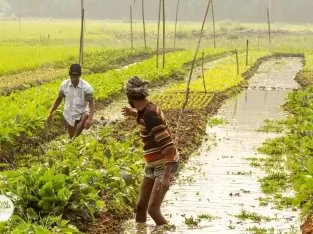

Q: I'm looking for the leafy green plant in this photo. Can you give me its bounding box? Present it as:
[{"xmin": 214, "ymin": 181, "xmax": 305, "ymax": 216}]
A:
[
  {"xmin": 0, "ymin": 126, "xmax": 143, "ymax": 232},
  {"xmin": 0, "ymin": 215, "xmax": 80, "ymax": 234}
]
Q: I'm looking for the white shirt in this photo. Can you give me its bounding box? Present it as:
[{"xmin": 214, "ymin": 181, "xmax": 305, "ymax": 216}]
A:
[{"xmin": 59, "ymin": 78, "xmax": 93, "ymax": 126}]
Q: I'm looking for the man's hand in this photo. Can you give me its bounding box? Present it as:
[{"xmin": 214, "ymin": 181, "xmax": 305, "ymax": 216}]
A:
[
  {"xmin": 84, "ymin": 118, "xmax": 93, "ymax": 130},
  {"xmin": 121, "ymin": 107, "xmax": 137, "ymax": 118},
  {"xmin": 158, "ymin": 175, "xmax": 170, "ymax": 195}
]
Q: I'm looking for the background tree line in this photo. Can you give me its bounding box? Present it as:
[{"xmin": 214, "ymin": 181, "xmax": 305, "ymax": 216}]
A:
[{"xmin": 0, "ymin": 0, "xmax": 312, "ymax": 24}]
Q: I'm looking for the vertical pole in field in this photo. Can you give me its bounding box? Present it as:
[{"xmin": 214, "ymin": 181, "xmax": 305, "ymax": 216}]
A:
[
  {"xmin": 18, "ymin": 0, "xmax": 21, "ymax": 32},
  {"xmin": 202, "ymin": 50, "xmax": 207, "ymax": 93},
  {"xmin": 142, "ymin": 0, "xmax": 147, "ymax": 48},
  {"xmin": 156, "ymin": 0, "xmax": 161, "ymax": 68},
  {"xmin": 267, "ymin": 7, "xmax": 272, "ymax": 51},
  {"xmin": 246, "ymin": 40, "xmax": 249, "ymax": 66},
  {"xmin": 79, "ymin": 0, "xmax": 84, "ymax": 65},
  {"xmin": 174, "ymin": 0, "xmax": 180, "ymax": 49},
  {"xmin": 162, "ymin": 0, "xmax": 166, "ymax": 68},
  {"xmin": 175, "ymin": 0, "xmax": 212, "ymax": 143},
  {"xmin": 235, "ymin": 49, "xmax": 239, "ymax": 75},
  {"xmin": 130, "ymin": 5, "xmax": 133, "ymax": 50},
  {"xmin": 83, "ymin": 4, "xmax": 86, "ymax": 33},
  {"xmin": 211, "ymin": 0, "xmax": 216, "ymax": 48}
]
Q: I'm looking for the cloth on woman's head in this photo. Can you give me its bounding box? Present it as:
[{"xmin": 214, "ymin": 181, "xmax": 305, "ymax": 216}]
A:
[{"xmin": 124, "ymin": 76, "xmax": 150, "ymax": 98}]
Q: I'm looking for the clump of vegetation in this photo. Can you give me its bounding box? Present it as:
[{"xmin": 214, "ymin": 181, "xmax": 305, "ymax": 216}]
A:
[
  {"xmin": 234, "ymin": 210, "xmax": 275, "ymax": 223},
  {"xmin": 182, "ymin": 213, "xmax": 217, "ymax": 227},
  {"xmin": 245, "ymin": 226, "xmax": 275, "ymax": 234},
  {"xmin": 256, "ymin": 119, "xmax": 286, "ymax": 133},
  {"xmin": 207, "ymin": 117, "xmax": 229, "ymax": 128}
]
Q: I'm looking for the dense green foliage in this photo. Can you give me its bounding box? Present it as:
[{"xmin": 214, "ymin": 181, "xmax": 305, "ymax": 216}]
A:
[
  {"xmin": 0, "ymin": 126, "xmax": 142, "ymax": 233},
  {"xmin": 0, "ymin": 49, "xmax": 226, "ymax": 150},
  {"xmin": 256, "ymin": 86, "xmax": 313, "ymax": 217}
]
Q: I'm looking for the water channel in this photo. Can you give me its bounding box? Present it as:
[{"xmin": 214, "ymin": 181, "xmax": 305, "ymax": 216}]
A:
[{"xmin": 121, "ymin": 57, "xmax": 303, "ymax": 234}]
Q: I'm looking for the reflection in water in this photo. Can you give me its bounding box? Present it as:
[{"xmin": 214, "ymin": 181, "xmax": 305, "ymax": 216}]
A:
[
  {"xmin": 233, "ymin": 99, "xmax": 238, "ymax": 116},
  {"xmin": 264, "ymin": 90, "xmax": 268, "ymax": 106},
  {"xmin": 121, "ymin": 58, "xmax": 303, "ymax": 234}
]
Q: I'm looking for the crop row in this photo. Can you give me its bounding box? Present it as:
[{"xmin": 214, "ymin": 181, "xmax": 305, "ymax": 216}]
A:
[
  {"xmin": 0, "ymin": 44, "xmax": 99, "ymax": 76},
  {"xmin": 254, "ymin": 87, "xmax": 313, "ymax": 218},
  {"xmin": 0, "ymin": 48, "xmax": 154, "ymax": 96},
  {"xmin": 168, "ymin": 51, "xmax": 272, "ymax": 93},
  {"xmin": 0, "ymin": 49, "xmax": 227, "ymax": 152},
  {"xmin": 151, "ymin": 92, "xmax": 213, "ymax": 110}
]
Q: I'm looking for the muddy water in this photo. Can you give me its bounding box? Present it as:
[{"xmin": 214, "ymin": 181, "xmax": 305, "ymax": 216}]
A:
[{"xmin": 121, "ymin": 57, "xmax": 303, "ymax": 234}]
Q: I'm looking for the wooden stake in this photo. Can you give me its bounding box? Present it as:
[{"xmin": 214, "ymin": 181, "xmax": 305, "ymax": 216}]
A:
[
  {"xmin": 211, "ymin": 0, "xmax": 216, "ymax": 48},
  {"xmin": 162, "ymin": 0, "xmax": 166, "ymax": 68},
  {"xmin": 174, "ymin": 0, "xmax": 180, "ymax": 49},
  {"xmin": 202, "ymin": 51, "xmax": 207, "ymax": 93},
  {"xmin": 18, "ymin": 0, "xmax": 21, "ymax": 32},
  {"xmin": 79, "ymin": 0, "xmax": 85, "ymax": 65},
  {"xmin": 246, "ymin": 40, "xmax": 249, "ymax": 66},
  {"xmin": 174, "ymin": 0, "xmax": 212, "ymax": 143},
  {"xmin": 130, "ymin": 5, "xmax": 133, "ymax": 50},
  {"xmin": 235, "ymin": 49, "xmax": 239, "ymax": 75},
  {"xmin": 267, "ymin": 7, "xmax": 272, "ymax": 51},
  {"xmin": 156, "ymin": 0, "xmax": 161, "ymax": 68},
  {"xmin": 142, "ymin": 0, "xmax": 147, "ymax": 48},
  {"xmin": 81, "ymin": 9, "xmax": 85, "ymax": 65}
]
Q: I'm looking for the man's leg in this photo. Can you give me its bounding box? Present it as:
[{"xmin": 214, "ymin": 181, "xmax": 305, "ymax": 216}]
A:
[
  {"xmin": 65, "ymin": 120, "xmax": 76, "ymax": 138},
  {"xmin": 147, "ymin": 179, "xmax": 168, "ymax": 226},
  {"xmin": 74, "ymin": 112, "xmax": 89, "ymax": 137},
  {"xmin": 135, "ymin": 177, "xmax": 155, "ymax": 223}
]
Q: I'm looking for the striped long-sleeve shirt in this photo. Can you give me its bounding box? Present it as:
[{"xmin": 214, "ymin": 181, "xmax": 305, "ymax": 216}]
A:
[{"xmin": 137, "ymin": 102, "xmax": 179, "ymax": 167}]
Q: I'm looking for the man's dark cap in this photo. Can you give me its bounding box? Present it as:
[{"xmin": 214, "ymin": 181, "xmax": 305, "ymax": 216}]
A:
[{"xmin": 69, "ymin": 64, "xmax": 82, "ymax": 76}]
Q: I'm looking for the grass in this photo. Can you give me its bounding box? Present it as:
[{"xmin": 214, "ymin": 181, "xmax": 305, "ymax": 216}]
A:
[
  {"xmin": 167, "ymin": 51, "xmax": 272, "ymax": 94},
  {"xmin": 234, "ymin": 210, "xmax": 275, "ymax": 223}
]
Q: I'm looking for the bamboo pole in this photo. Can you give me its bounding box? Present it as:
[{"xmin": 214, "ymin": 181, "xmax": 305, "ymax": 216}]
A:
[
  {"xmin": 202, "ymin": 50, "xmax": 207, "ymax": 93},
  {"xmin": 174, "ymin": 0, "xmax": 180, "ymax": 49},
  {"xmin": 267, "ymin": 7, "xmax": 272, "ymax": 51},
  {"xmin": 235, "ymin": 49, "xmax": 239, "ymax": 75},
  {"xmin": 18, "ymin": 0, "xmax": 21, "ymax": 32},
  {"xmin": 211, "ymin": 0, "xmax": 216, "ymax": 48},
  {"xmin": 81, "ymin": 9, "xmax": 85, "ymax": 65},
  {"xmin": 142, "ymin": 0, "xmax": 147, "ymax": 48},
  {"xmin": 130, "ymin": 5, "xmax": 133, "ymax": 50},
  {"xmin": 174, "ymin": 0, "xmax": 212, "ymax": 143},
  {"xmin": 162, "ymin": 0, "xmax": 166, "ymax": 68},
  {"xmin": 246, "ymin": 40, "xmax": 249, "ymax": 66},
  {"xmin": 156, "ymin": 0, "xmax": 161, "ymax": 68},
  {"xmin": 79, "ymin": 0, "xmax": 84, "ymax": 65}
]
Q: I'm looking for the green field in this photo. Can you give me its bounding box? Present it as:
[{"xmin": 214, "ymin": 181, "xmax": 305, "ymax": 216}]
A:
[{"xmin": 1, "ymin": 19, "xmax": 313, "ymax": 233}]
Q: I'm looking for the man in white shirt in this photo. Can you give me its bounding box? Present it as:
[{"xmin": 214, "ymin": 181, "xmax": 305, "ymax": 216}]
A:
[{"xmin": 48, "ymin": 64, "xmax": 95, "ymax": 138}]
